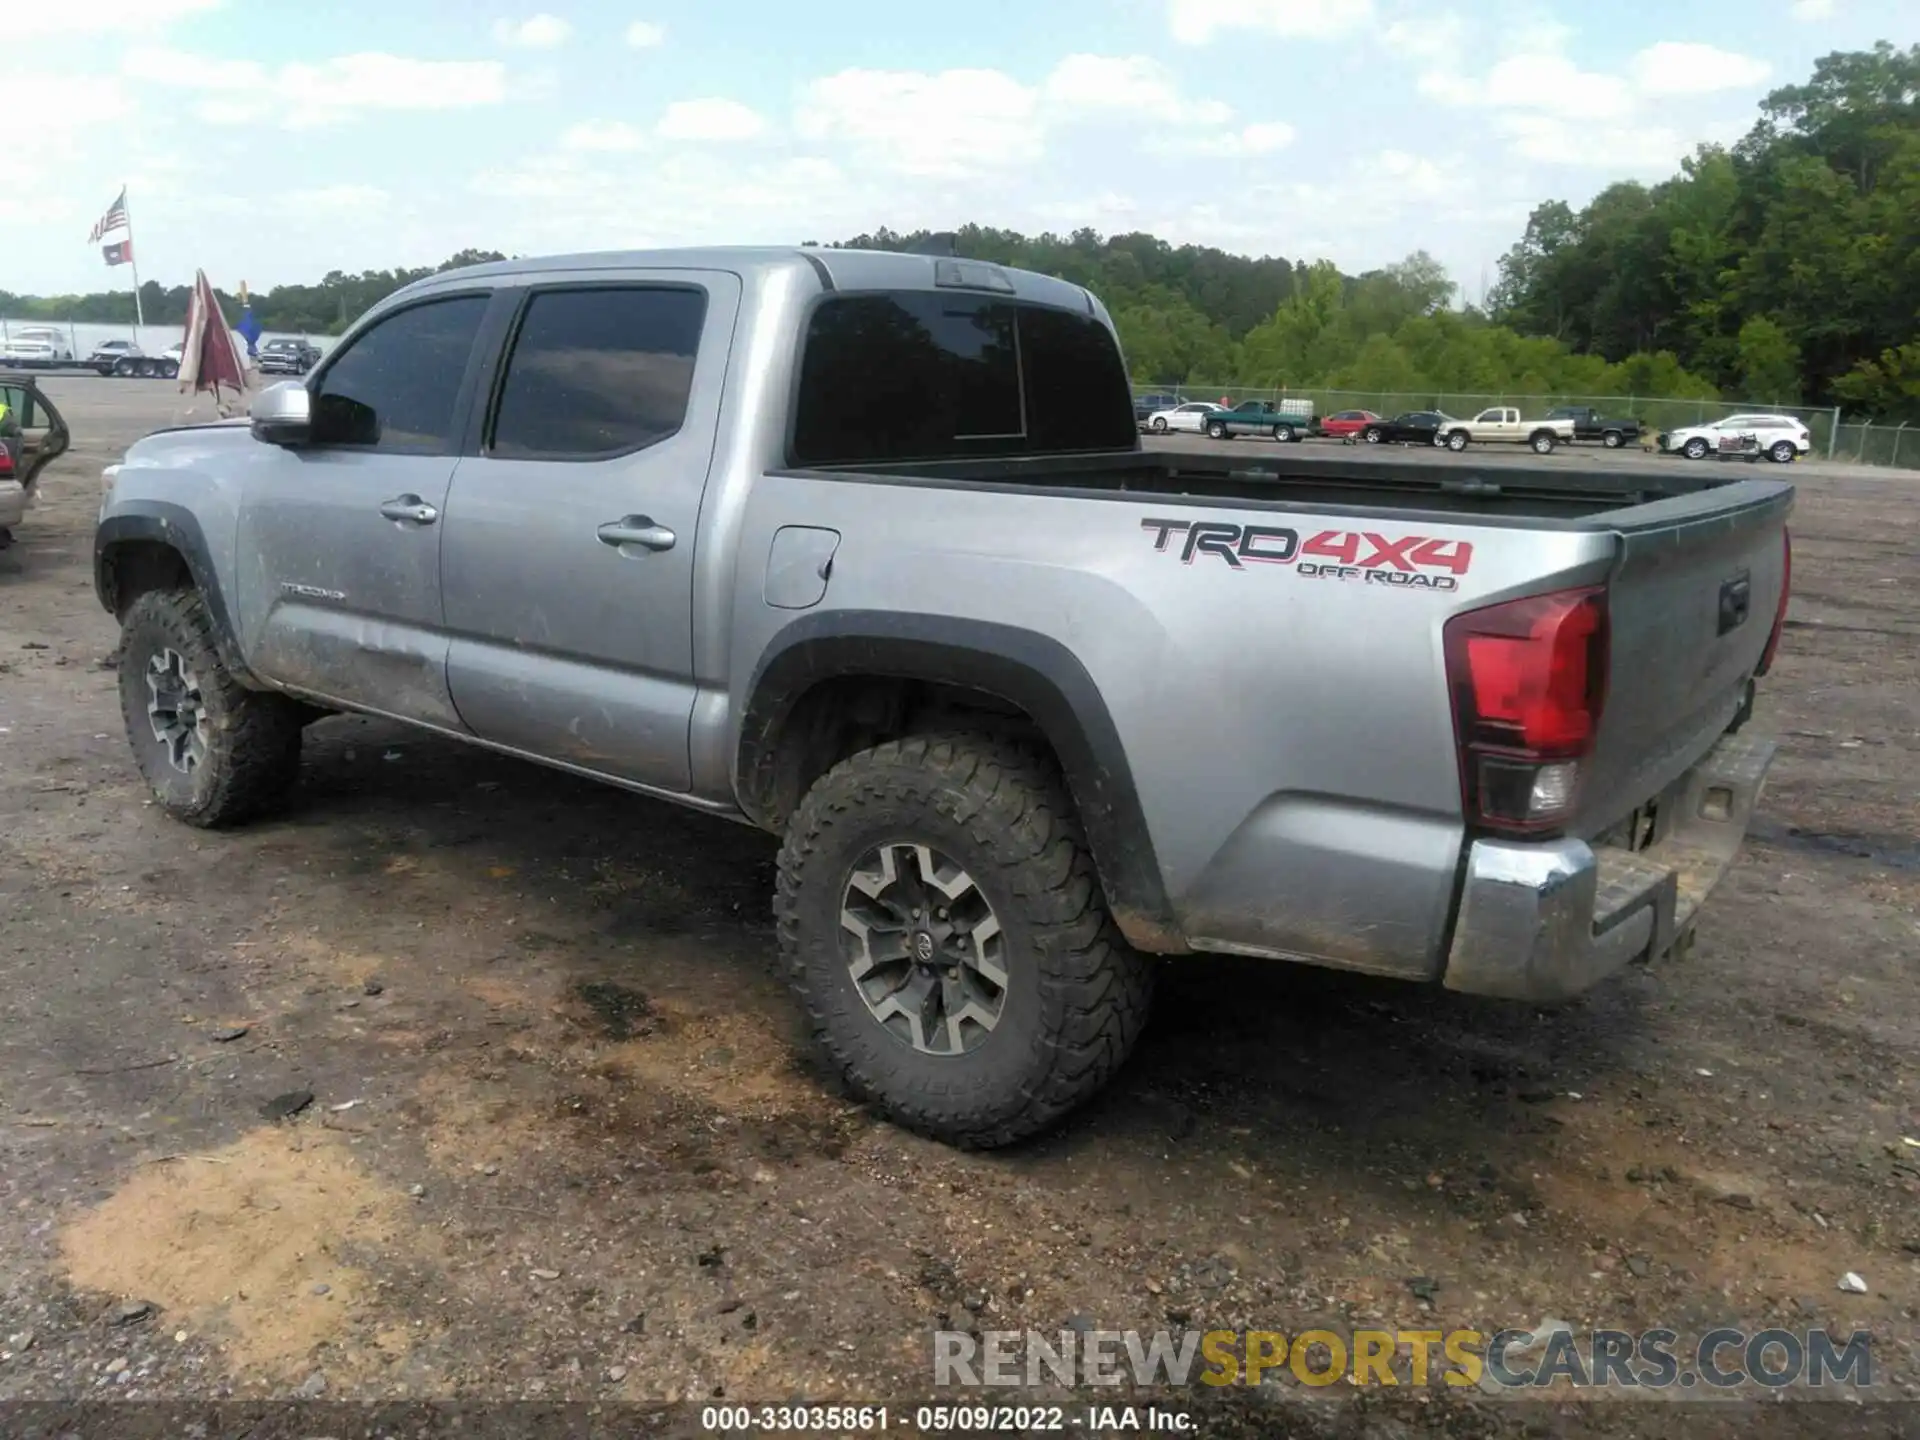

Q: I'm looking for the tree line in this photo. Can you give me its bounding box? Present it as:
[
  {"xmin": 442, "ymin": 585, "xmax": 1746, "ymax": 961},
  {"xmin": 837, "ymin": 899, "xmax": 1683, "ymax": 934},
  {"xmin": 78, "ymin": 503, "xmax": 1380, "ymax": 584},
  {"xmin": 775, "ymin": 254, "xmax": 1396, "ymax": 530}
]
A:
[{"xmin": 3, "ymin": 43, "xmax": 1909, "ymax": 416}]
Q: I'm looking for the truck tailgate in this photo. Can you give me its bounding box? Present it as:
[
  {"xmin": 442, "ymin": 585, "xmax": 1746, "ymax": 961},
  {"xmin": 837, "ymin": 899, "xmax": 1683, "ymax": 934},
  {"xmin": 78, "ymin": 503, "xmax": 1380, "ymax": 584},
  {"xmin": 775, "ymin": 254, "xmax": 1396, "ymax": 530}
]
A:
[{"xmin": 1575, "ymin": 480, "xmax": 1792, "ymax": 837}]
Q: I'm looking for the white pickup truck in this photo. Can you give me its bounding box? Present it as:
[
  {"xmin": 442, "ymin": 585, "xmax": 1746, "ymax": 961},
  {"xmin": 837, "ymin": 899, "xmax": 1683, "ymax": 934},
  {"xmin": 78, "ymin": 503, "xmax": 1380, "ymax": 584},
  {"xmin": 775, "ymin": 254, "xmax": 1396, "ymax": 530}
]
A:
[{"xmin": 1439, "ymin": 407, "xmax": 1575, "ymax": 455}]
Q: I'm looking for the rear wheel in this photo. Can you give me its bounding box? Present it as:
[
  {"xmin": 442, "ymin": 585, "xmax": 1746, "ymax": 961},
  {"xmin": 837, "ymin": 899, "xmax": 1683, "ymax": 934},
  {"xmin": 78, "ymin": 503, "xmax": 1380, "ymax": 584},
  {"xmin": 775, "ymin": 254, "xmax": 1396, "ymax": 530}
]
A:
[
  {"xmin": 1272, "ymin": 423, "xmax": 1295, "ymax": 443},
  {"xmin": 113, "ymin": 357, "xmax": 136, "ymax": 377},
  {"xmin": 1150, "ymin": 417, "xmax": 1168, "ymax": 434},
  {"xmin": 160, "ymin": 360, "xmax": 179, "ymax": 379},
  {"xmin": 1363, "ymin": 427, "xmax": 1383, "ymax": 444},
  {"xmin": 117, "ymin": 590, "xmax": 304, "ymax": 827},
  {"xmin": 1529, "ymin": 430, "xmax": 1557, "ymax": 455},
  {"xmin": 1683, "ymin": 437, "xmax": 1710, "ymax": 460},
  {"xmin": 1768, "ymin": 440, "xmax": 1796, "ymax": 464},
  {"xmin": 776, "ymin": 734, "xmax": 1153, "ymax": 1148},
  {"xmin": 1601, "ymin": 430, "xmax": 1625, "ymax": 449},
  {"xmin": 1445, "ymin": 429, "xmax": 1469, "ymax": 452}
]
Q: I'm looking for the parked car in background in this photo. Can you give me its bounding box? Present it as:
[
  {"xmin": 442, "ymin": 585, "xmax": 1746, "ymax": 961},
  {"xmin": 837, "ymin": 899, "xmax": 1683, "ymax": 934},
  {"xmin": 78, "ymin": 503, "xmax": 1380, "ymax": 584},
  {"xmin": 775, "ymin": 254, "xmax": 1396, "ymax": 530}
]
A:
[
  {"xmin": 1202, "ymin": 397, "xmax": 1317, "ymax": 442},
  {"xmin": 1545, "ymin": 406, "xmax": 1642, "ymax": 448},
  {"xmin": 0, "ymin": 326, "xmax": 76, "ymax": 367},
  {"xmin": 89, "ymin": 339, "xmax": 143, "ymax": 374},
  {"xmin": 1438, "ymin": 407, "xmax": 1574, "ymax": 455},
  {"xmin": 258, "ymin": 337, "xmax": 322, "ymax": 376},
  {"xmin": 1362, "ymin": 411, "xmax": 1454, "ymax": 446},
  {"xmin": 1660, "ymin": 414, "xmax": 1809, "ymax": 464},
  {"xmin": 1145, "ymin": 400, "xmax": 1224, "ymax": 434},
  {"xmin": 1317, "ymin": 409, "xmax": 1381, "ymax": 440},
  {"xmin": 1133, "ymin": 391, "xmax": 1184, "ymax": 426}
]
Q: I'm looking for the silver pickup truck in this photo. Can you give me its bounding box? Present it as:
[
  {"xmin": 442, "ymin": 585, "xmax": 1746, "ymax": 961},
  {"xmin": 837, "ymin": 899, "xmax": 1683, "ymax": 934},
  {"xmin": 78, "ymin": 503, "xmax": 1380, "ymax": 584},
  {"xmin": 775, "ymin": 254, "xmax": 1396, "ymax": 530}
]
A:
[{"xmin": 93, "ymin": 248, "xmax": 1792, "ymax": 1147}]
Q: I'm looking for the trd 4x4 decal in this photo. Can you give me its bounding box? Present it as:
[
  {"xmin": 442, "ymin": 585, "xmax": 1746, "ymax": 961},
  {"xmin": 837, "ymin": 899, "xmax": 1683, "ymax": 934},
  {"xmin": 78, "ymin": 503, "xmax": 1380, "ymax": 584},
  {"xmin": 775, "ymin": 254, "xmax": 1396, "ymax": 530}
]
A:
[{"xmin": 1142, "ymin": 519, "xmax": 1474, "ymax": 590}]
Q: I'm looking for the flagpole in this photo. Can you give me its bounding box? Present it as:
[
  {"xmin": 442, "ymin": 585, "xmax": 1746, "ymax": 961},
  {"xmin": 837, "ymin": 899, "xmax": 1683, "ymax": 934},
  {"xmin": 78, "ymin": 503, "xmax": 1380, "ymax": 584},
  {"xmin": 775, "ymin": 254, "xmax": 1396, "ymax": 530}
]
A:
[{"xmin": 123, "ymin": 181, "xmax": 145, "ymax": 340}]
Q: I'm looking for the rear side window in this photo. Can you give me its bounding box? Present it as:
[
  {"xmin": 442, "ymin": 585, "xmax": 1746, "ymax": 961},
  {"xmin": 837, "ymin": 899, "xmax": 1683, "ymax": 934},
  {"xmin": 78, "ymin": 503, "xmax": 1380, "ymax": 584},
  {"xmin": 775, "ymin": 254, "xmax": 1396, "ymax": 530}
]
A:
[
  {"xmin": 790, "ymin": 291, "xmax": 1136, "ymax": 466},
  {"xmin": 490, "ymin": 286, "xmax": 708, "ymax": 459}
]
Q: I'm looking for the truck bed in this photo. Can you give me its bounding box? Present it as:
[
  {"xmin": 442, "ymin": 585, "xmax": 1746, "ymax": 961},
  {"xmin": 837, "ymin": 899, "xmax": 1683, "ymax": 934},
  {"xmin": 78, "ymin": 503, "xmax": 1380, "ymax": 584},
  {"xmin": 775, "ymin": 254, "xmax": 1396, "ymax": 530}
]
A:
[{"xmin": 795, "ymin": 444, "xmax": 1776, "ymax": 525}]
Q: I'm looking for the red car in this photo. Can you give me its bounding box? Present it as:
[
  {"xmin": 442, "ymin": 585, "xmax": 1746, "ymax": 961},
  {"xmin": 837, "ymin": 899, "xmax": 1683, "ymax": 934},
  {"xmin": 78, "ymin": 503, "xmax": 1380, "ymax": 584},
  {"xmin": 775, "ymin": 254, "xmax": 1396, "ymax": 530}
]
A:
[{"xmin": 1317, "ymin": 408, "xmax": 1381, "ymax": 440}]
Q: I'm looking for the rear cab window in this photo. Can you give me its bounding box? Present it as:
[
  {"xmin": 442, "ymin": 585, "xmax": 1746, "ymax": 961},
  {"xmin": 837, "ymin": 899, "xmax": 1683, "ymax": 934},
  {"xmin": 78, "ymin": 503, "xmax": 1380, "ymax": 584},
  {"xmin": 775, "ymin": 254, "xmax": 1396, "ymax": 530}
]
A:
[{"xmin": 789, "ymin": 290, "xmax": 1136, "ymax": 466}]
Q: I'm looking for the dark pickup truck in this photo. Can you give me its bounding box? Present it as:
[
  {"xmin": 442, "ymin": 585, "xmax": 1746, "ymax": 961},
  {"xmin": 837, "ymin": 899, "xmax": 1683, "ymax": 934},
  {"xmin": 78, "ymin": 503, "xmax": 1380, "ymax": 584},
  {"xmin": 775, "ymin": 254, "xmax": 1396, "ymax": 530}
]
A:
[
  {"xmin": 1202, "ymin": 398, "xmax": 1316, "ymax": 443},
  {"xmin": 1545, "ymin": 406, "xmax": 1642, "ymax": 449}
]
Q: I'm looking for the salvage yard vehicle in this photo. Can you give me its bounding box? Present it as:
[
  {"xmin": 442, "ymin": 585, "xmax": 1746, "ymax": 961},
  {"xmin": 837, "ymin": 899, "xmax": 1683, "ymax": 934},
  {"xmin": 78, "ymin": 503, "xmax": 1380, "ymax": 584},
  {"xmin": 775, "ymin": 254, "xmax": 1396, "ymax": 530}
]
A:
[
  {"xmin": 1145, "ymin": 399, "xmax": 1223, "ymax": 433},
  {"xmin": 93, "ymin": 248, "xmax": 1794, "ymax": 1148},
  {"xmin": 257, "ymin": 337, "xmax": 322, "ymax": 375},
  {"xmin": 1544, "ymin": 405, "xmax": 1642, "ymax": 448},
  {"xmin": 0, "ymin": 326, "xmax": 75, "ymax": 367},
  {"xmin": 1362, "ymin": 409, "xmax": 1454, "ymax": 445},
  {"xmin": 1203, "ymin": 397, "xmax": 1317, "ymax": 442},
  {"xmin": 1660, "ymin": 413, "xmax": 1809, "ymax": 464},
  {"xmin": 0, "ymin": 374, "xmax": 70, "ymax": 545},
  {"xmin": 1438, "ymin": 407, "xmax": 1574, "ymax": 455}
]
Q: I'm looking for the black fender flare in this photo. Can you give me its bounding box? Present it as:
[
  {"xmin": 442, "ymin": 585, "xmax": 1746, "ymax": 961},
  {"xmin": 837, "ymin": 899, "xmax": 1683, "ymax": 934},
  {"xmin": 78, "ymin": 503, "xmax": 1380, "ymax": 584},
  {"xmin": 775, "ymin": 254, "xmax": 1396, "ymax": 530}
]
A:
[
  {"xmin": 737, "ymin": 611, "xmax": 1185, "ymax": 953},
  {"xmin": 95, "ymin": 502, "xmax": 260, "ymax": 687}
]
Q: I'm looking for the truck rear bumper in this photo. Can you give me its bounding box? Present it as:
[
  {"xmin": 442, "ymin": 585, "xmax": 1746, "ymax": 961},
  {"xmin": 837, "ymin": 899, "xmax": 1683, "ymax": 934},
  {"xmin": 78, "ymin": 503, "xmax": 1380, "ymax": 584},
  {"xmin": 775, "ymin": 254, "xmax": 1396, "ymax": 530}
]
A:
[{"xmin": 1441, "ymin": 729, "xmax": 1775, "ymax": 1002}]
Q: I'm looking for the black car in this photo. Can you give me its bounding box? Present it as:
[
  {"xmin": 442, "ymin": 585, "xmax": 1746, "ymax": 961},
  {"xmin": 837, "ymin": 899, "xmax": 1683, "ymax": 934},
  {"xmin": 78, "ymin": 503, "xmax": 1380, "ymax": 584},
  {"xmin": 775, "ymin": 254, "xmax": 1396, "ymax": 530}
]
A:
[
  {"xmin": 1361, "ymin": 411, "xmax": 1452, "ymax": 445},
  {"xmin": 1133, "ymin": 391, "xmax": 1184, "ymax": 426},
  {"xmin": 257, "ymin": 337, "xmax": 322, "ymax": 375}
]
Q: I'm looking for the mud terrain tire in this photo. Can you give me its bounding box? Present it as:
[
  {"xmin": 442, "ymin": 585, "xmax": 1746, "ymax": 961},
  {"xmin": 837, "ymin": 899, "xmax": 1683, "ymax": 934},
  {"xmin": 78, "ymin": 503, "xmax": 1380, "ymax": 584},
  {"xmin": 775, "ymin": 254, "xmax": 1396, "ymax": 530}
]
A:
[
  {"xmin": 117, "ymin": 589, "xmax": 303, "ymax": 827},
  {"xmin": 776, "ymin": 733, "xmax": 1153, "ymax": 1147}
]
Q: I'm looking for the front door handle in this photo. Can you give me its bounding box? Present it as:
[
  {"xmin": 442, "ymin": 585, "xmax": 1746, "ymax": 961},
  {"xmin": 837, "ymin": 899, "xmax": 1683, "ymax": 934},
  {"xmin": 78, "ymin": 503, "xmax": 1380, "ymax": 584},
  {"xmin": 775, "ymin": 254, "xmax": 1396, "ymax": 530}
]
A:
[
  {"xmin": 379, "ymin": 495, "xmax": 439, "ymax": 525},
  {"xmin": 597, "ymin": 516, "xmax": 676, "ymax": 552}
]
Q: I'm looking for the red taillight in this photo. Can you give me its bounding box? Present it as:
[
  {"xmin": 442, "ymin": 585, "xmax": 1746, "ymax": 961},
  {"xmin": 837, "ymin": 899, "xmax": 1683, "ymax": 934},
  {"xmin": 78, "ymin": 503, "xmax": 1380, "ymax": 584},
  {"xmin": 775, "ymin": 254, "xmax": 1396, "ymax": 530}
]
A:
[
  {"xmin": 1755, "ymin": 527, "xmax": 1791, "ymax": 677},
  {"xmin": 1444, "ymin": 585, "xmax": 1610, "ymax": 835},
  {"xmin": 0, "ymin": 446, "xmax": 12, "ymax": 477}
]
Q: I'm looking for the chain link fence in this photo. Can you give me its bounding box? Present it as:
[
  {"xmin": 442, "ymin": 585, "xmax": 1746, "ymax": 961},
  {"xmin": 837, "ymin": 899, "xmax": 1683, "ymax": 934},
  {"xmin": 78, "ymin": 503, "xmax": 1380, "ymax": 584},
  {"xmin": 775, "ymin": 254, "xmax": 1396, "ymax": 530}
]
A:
[{"xmin": 1139, "ymin": 384, "xmax": 1919, "ymax": 470}]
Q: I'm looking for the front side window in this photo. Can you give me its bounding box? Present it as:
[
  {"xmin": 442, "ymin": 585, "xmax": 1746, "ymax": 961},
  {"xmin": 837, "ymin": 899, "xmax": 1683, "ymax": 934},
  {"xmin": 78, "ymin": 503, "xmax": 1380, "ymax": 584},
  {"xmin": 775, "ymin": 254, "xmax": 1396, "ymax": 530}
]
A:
[
  {"xmin": 490, "ymin": 286, "xmax": 708, "ymax": 459},
  {"xmin": 313, "ymin": 294, "xmax": 489, "ymax": 452},
  {"xmin": 791, "ymin": 290, "xmax": 1136, "ymax": 466}
]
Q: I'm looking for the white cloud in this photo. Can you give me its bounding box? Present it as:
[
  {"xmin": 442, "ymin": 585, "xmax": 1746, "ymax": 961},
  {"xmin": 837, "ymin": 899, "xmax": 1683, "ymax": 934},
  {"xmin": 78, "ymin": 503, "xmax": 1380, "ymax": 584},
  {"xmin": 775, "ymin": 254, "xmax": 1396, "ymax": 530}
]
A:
[
  {"xmin": 796, "ymin": 68, "xmax": 1042, "ymax": 176},
  {"xmin": 1043, "ymin": 54, "xmax": 1231, "ymax": 126},
  {"xmin": 656, "ymin": 97, "xmax": 767, "ymax": 142},
  {"xmin": 1384, "ymin": 10, "xmax": 1465, "ymax": 50},
  {"xmin": 12, "ymin": 0, "xmax": 217, "ymax": 39},
  {"xmin": 1631, "ymin": 42, "xmax": 1771, "ymax": 96},
  {"xmin": 1158, "ymin": 120, "xmax": 1297, "ymax": 157},
  {"xmin": 625, "ymin": 20, "xmax": 666, "ymax": 47},
  {"xmin": 562, "ymin": 119, "xmax": 649, "ymax": 152},
  {"xmin": 1790, "ymin": 0, "xmax": 1835, "ymax": 16},
  {"xmin": 1168, "ymin": 0, "xmax": 1374, "ymax": 45},
  {"xmin": 279, "ymin": 184, "xmax": 391, "ymax": 218},
  {"xmin": 492, "ymin": 14, "xmax": 573, "ymax": 48},
  {"xmin": 1442, "ymin": 53, "xmax": 1635, "ymax": 120},
  {"xmin": 1496, "ymin": 113, "xmax": 1689, "ymax": 169},
  {"xmin": 121, "ymin": 48, "xmax": 508, "ymax": 127}
]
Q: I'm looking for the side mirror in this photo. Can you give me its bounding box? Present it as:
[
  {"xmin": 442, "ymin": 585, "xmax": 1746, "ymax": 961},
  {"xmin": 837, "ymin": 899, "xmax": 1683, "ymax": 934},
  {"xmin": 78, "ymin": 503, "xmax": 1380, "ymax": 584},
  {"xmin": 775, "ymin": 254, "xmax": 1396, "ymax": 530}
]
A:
[{"xmin": 251, "ymin": 381, "xmax": 312, "ymax": 447}]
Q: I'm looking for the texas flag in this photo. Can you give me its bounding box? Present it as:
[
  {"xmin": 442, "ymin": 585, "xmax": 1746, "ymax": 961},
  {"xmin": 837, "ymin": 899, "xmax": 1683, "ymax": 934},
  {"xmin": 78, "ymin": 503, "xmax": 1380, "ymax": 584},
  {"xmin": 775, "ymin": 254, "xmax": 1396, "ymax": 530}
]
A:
[{"xmin": 102, "ymin": 239, "xmax": 134, "ymax": 267}]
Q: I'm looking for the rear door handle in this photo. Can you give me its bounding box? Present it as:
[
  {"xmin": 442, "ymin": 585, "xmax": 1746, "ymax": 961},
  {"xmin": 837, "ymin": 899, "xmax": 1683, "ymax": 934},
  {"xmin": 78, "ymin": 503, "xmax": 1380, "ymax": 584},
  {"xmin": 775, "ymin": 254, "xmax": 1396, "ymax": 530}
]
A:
[
  {"xmin": 597, "ymin": 516, "xmax": 676, "ymax": 552},
  {"xmin": 379, "ymin": 495, "xmax": 439, "ymax": 525}
]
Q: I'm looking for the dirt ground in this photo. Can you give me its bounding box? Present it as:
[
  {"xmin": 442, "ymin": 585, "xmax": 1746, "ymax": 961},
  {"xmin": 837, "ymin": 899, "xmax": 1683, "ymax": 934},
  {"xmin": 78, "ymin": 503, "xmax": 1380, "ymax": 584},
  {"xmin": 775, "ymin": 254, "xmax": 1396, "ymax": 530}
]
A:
[{"xmin": 1, "ymin": 379, "xmax": 1917, "ymax": 1436}]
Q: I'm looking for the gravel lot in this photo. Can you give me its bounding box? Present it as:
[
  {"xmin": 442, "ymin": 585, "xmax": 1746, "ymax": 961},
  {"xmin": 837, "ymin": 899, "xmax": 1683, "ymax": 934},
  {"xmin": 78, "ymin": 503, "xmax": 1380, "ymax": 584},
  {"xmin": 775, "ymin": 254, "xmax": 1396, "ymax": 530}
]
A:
[{"xmin": 1, "ymin": 378, "xmax": 1917, "ymax": 1436}]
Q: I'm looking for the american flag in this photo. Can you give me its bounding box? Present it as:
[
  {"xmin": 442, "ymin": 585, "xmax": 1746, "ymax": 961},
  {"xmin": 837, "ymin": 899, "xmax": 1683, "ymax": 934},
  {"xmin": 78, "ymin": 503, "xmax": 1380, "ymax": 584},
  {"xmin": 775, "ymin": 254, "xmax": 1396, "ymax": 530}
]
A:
[{"xmin": 88, "ymin": 188, "xmax": 129, "ymax": 244}]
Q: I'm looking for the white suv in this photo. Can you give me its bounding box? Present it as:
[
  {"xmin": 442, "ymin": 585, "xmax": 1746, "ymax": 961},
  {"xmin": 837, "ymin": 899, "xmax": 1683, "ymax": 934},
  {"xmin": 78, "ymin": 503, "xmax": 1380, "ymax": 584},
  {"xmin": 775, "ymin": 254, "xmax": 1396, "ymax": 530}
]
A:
[{"xmin": 1661, "ymin": 413, "xmax": 1810, "ymax": 464}]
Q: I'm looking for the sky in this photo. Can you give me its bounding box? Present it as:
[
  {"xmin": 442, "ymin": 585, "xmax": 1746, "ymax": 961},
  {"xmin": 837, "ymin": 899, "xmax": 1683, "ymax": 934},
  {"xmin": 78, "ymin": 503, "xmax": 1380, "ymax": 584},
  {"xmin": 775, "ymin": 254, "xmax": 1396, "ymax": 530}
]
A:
[{"xmin": 8, "ymin": 0, "xmax": 1913, "ymax": 300}]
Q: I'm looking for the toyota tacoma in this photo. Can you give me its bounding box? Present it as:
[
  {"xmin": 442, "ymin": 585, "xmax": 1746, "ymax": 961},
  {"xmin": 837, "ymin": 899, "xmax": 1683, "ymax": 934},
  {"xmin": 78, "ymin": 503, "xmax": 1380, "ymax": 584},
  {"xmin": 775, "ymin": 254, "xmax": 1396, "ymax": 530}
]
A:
[{"xmin": 93, "ymin": 248, "xmax": 1793, "ymax": 1146}]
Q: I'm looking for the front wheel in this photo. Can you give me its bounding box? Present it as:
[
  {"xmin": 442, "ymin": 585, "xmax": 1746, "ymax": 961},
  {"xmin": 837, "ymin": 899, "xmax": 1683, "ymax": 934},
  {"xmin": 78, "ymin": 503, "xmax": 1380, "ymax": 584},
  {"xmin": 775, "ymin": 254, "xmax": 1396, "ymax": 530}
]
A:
[
  {"xmin": 1683, "ymin": 437, "xmax": 1710, "ymax": 460},
  {"xmin": 1363, "ymin": 427, "xmax": 1383, "ymax": 444},
  {"xmin": 1446, "ymin": 429, "xmax": 1469, "ymax": 452},
  {"xmin": 1768, "ymin": 440, "xmax": 1797, "ymax": 464},
  {"xmin": 776, "ymin": 734, "xmax": 1153, "ymax": 1148},
  {"xmin": 1207, "ymin": 421, "xmax": 1228, "ymax": 440},
  {"xmin": 1150, "ymin": 417, "xmax": 1168, "ymax": 434},
  {"xmin": 117, "ymin": 590, "xmax": 305, "ymax": 827}
]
